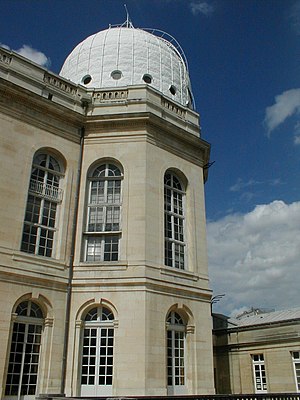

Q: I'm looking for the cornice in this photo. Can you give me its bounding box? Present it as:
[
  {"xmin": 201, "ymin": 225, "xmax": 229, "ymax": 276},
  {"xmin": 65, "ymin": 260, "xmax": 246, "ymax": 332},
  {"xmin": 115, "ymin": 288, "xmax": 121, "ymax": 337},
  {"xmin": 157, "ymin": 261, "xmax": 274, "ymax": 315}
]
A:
[
  {"xmin": 83, "ymin": 112, "xmax": 210, "ymax": 167},
  {"xmin": 0, "ymin": 78, "xmax": 83, "ymax": 143}
]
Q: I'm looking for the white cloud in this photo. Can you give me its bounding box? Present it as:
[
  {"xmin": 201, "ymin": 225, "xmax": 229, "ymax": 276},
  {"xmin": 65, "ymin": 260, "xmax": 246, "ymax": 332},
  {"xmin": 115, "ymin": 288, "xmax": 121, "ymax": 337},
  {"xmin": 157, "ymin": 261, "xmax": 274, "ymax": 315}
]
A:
[
  {"xmin": 189, "ymin": 1, "xmax": 214, "ymax": 16},
  {"xmin": 207, "ymin": 200, "xmax": 300, "ymax": 315},
  {"xmin": 294, "ymin": 121, "xmax": 300, "ymax": 145},
  {"xmin": 0, "ymin": 43, "xmax": 50, "ymax": 67},
  {"xmin": 264, "ymin": 88, "xmax": 300, "ymax": 137},
  {"xmin": 230, "ymin": 178, "xmax": 263, "ymax": 192},
  {"xmin": 229, "ymin": 178, "xmax": 282, "ymax": 204},
  {"xmin": 0, "ymin": 43, "xmax": 10, "ymax": 50}
]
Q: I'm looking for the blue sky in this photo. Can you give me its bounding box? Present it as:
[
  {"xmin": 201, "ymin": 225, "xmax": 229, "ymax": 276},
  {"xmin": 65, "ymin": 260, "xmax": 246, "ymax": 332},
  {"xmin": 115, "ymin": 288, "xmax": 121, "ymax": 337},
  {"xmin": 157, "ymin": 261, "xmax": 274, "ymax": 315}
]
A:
[{"xmin": 1, "ymin": 0, "xmax": 300, "ymax": 316}]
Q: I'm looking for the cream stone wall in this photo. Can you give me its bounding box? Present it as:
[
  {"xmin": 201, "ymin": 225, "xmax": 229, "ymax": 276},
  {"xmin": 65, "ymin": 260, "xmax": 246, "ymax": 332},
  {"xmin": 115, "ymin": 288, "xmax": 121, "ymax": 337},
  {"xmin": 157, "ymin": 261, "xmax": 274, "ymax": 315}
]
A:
[
  {"xmin": 65, "ymin": 290, "xmax": 214, "ymax": 396},
  {"xmin": 0, "ymin": 47, "xmax": 214, "ymax": 398},
  {"xmin": 0, "ymin": 60, "xmax": 82, "ymax": 397},
  {"xmin": 67, "ymin": 123, "xmax": 213, "ymax": 395},
  {"xmin": 214, "ymin": 321, "xmax": 300, "ymax": 394}
]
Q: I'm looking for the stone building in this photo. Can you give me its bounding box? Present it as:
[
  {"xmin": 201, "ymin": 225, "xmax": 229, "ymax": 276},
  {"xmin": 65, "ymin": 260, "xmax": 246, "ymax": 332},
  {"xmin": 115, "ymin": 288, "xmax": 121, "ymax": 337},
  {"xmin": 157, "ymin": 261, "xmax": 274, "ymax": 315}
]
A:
[
  {"xmin": 213, "ymin": 308, "xmax": 300, "ymax": 394},
  {"xmin": 0, "ymin": 22, "xmax": 214, "ymax": 398}
]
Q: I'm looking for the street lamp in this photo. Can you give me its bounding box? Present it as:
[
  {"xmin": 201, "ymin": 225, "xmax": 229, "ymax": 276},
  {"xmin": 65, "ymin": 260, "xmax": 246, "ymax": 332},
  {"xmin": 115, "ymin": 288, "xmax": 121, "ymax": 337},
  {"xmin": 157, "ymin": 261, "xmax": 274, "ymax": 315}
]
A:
[{"xmin": 210, "ymin": 294, "xmax": 225, "ymax": 314}]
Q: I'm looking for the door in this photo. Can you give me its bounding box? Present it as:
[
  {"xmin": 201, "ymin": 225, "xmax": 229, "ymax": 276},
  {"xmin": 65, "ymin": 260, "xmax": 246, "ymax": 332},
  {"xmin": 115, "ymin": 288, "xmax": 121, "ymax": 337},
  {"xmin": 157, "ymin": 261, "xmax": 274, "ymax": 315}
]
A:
[
  {"xmin": 166, "ymin": 311, "xmax": 187, "ymax": 395},
  {"xmin": 80, "ymin": 306, "xmax": 114, "ymax": 396},
  {"xmin": 5, "ymin": 301, "xmax": 43, "ymax": 400}
]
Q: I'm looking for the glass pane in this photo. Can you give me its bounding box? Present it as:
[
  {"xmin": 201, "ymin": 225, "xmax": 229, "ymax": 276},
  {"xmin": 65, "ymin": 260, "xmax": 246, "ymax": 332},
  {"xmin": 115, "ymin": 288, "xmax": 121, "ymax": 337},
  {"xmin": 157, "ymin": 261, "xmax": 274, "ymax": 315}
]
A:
[
  {"xmin": 85, "ymin": 308, "xmax": 98, "ymax": 321},
  {"xmin": 86, "ymin": 237, "xmax": 102, "ymax": 262},
  {"xmin": 103, "ymin": 236, "xmax": 119, "ymax": 261},
  {"xmin": 164, "ymin": 172, "xmax": 185, "ymax": 270},
  {"xmin": 25, "ymin": 195, "xmax": 41, "ymax": 223},
  {"xmin": 92, "ymin": 164, "xmax": 106, "ymax": 177},
  {"xmin": 90, "ymin": 181, "xmax": 105, "ymax": 204},
  {"xmin": 105, "ymin": 206, "xmax": 120, "ymax": 231},
  {"xmin": 5, "ymin": 321, "xmax": 42, "ymax": 396},
  {"xmin": 166, "ymin": 315, "xmax": 185, "ymax": 388},
  {"xmin": 102, "ymin": 308, "xmax": 114, "ymax": 321},
  {"xmin": 88, "ymin": 207, "xmax": 104, "ymax": 232},
  {"xmin": 21, "ymin": 224, "xmax": 38, "ymax": 254}
]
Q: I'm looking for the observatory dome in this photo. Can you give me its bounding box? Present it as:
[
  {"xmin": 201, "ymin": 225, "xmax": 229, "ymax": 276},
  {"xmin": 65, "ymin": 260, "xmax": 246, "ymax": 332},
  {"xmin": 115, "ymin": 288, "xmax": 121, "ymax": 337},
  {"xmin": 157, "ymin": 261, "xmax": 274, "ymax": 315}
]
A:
[{"xmin": 60, "ymin": 25, "xmax": 194, "ymax": 109}]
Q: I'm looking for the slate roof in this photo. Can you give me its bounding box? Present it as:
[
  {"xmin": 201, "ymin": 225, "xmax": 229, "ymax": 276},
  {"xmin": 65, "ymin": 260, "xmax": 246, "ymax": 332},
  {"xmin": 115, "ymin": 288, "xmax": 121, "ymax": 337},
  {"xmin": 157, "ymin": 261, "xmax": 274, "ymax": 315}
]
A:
[{"xmin": 229, "ymin": 308, "xmax": 300, "ymax": 327}]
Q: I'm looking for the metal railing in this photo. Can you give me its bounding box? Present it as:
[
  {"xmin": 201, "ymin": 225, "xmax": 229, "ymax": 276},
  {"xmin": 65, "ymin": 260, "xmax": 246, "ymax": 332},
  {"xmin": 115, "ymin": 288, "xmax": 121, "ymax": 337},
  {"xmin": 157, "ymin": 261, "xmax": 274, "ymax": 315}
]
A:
[
  {"xmin": 38, "ymin": 392, "xmax": 300, "ymax": 400},
  {"xmin": 29, "ymin": 179, "xmax": 63, "ymax": 202}
]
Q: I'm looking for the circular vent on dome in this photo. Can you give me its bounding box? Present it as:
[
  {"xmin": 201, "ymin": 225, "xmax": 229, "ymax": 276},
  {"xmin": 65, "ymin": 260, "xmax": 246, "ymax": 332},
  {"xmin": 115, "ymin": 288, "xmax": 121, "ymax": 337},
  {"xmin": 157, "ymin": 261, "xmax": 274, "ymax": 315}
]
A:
[
  {"xmin": 142, "ymin": 74, "xmax": 152, "ymax": 84},
  {"xmin": 82, "ymin": 75, "xmax": 92, "ymax": 85},
  {"xmin": 111, "ymin": 70, "xmax": 122, "ymax": 80}
]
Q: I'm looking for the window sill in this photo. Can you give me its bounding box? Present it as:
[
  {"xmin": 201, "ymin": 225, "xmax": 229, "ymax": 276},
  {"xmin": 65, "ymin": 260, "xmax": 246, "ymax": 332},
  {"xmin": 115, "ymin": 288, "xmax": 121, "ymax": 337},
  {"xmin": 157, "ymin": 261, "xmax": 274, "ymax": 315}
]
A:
[
  {"xmin": 160, "ymin": 265, "xmax": 199, "ymax": 281},
  {"xmin": 76, "ymin": 261, "xmax": 128, "ymax": 271},
  {"xmin": 83, "ymin": 231, "xmax": 122, "ymax": 235},
  {"xmin": 12, "ymin": 251, "xmax": 66, "ymax": 270}
]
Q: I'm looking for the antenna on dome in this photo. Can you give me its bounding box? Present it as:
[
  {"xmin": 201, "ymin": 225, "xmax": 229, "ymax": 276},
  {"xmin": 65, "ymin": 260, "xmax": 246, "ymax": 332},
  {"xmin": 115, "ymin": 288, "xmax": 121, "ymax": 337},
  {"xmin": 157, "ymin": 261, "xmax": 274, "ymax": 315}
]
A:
[{"xmin": 124, "ymin": 4, "xmax": 134, "ymax": 27}]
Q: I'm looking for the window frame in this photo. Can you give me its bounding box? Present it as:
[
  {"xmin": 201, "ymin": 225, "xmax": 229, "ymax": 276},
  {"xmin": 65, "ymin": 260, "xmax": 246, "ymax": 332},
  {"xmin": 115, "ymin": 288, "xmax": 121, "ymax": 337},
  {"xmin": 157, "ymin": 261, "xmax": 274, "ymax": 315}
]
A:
[
  {"xmin": 5, "ymin": 301, "xmax": 44, "ymax": 398},
  {"xmin": 164, "ymin": 171, "xmax": 186, "ymax": 270},
  {"xmin": 21, "ymin": 152, "xmax": 64, "ymax": 258},
  {"xmin": 252, "ymin": 353, "xmax": 267, "ymax": 393},
  {"xmin": 80, "ymin": 306, "xmax": 115, "ymax": 396},
  {"xmin": 83, "ymin": 163, "xmax": 123, "ymax": 263},
  {"xmin": 166, "ymin": 311, "xmax": 186, "ymax": 392},
  {"xmin": 292, "ymin": 351, "xmax": 300, "ymax": 392}
]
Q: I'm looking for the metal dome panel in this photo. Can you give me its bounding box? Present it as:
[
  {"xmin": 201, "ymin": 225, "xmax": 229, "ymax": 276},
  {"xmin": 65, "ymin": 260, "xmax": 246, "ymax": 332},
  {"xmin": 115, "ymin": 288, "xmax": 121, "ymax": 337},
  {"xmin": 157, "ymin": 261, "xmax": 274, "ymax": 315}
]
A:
[{"xmin": 59, "ymin": 26, "xmax": 194, "ymax": 109}]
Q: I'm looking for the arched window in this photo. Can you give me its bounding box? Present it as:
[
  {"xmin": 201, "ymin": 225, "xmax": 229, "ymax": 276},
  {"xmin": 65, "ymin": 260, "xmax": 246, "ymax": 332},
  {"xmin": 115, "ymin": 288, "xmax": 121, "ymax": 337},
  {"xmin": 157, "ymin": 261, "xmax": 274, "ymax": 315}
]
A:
[
  {"xmin": 84, "ymin": 163, "xmax": 122, "ymax": 262},
  {"xmin": 21, "ymin": 153, "xmax": 63, "ymax": 257},
  {"xmin": 5, "ymin": 301, "xmax": 44, "ymax": 397},
  {"xmin": 164, "ymin": 172, "xmax": 185, "ymax": 269},
  {"xmin": 166, "ymin": 311, "xmax": 186, "ymax": 392},
  {"xmin": 81, "ymin": 306, "xmax": 115, "ymax": 396}
]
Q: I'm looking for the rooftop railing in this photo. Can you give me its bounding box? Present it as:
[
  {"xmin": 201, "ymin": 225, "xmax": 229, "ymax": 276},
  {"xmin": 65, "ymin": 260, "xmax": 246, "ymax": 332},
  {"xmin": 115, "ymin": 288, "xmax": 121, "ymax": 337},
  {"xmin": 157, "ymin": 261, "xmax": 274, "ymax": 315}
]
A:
[{"xmin": 38, "ymin": 392, "xmax": 300, "ymax": 400}]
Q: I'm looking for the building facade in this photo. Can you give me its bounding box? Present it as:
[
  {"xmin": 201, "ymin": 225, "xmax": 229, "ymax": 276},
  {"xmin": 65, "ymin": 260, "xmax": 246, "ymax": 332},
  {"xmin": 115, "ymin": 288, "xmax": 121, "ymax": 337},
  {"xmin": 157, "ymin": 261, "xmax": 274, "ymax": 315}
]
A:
[
  {"xmin": 213, "ymin": 309, "xmax": 300, "ymax": 395},
  {"xmin": 0, "ymin": 23, "xmax": 214, "ymax": 399}
]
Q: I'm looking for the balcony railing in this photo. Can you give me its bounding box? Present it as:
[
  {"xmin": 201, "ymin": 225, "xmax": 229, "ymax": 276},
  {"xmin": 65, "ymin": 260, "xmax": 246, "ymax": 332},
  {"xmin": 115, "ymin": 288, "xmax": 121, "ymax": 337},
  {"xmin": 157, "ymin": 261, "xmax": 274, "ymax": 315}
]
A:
[
  {"xmin": 29, "ymin": 179, "xmax": 63, "ymax": 202},
  {"xmin": 38, "ymin": 393, "xmax": 300, "ymax": 400}
]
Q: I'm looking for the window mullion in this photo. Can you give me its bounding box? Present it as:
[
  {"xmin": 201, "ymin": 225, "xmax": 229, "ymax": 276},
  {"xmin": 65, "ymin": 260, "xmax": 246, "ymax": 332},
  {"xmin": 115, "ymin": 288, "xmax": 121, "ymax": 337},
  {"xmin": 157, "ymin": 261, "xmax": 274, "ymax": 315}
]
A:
[
  {"xmin": 171, "ymin": 330, "xmax": 175, "ymax": 386},
  {"xmin": 171, "ymin": 190, "xmax": 175, "ymax": 268},
  {"xmin": 87, "ymin": 180, "xmax": 95, "ymax": 232},
  {"xmin": 18, "ymin": 324, "xmax": 29, "ymax": 397},
  {"xmin": 104, "ymin": 178, "xmax": 109, "ymax": 232},
  {"xmin": 37, "ymin": 198, "xmax": 45, "ymax": 255},
  {"xmin": 89, "ymin": 180, "xmax": 93, "ymax": 204},
  {"xmin": 101, "ymin": 237, "xmax": 105, "ymax": 260},
  {"xmin": 45, "ymin": 154, "xmax": 50, "ymax": 170},
  {"xmin": 104, "ymin": 177, "xmax": 108, "ymax": 203},
  {"xmin": 86, "ymin": 205, "xmax": 91, "ymax": 231},
  {"xmin": 38, "ymin": 198, "xmax": 45, "ymax": 226},
  {"xmin": 103, "ymin": 205, "xmax": 107, "ymax": 232},
  {"xmin": 84, "ymin": 238, "xmax": 89, "ymax": 262},
  {"xmin": 171, "ymin": 213, "xmax": 175, "ymax": 268},
  {"xmin": 96, "ymin": 326, "xmax": 101, "ymax": 385},
  {"xmin": 35, "ymin": 226, "xmax": 41, "ymax": 255}
]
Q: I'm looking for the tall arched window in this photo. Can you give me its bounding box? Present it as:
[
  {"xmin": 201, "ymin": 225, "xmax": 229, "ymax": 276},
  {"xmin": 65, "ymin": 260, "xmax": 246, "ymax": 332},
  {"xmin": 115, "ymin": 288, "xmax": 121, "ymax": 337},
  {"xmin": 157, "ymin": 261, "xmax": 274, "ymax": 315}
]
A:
[
  {"xmin": 81, "ymin": 306, "xmax": 115, "ymax": 396},
  {"xmin": 21, "ymin": 153, "xmax": 63, "ymax": 257},
  {"xmin": 5, "ymin": 301, "xmax": 44, "ymax": 398},
  {"xmin": 164, "ymin": 172, "xmax": 185, "ymax": 269},
  {"xmin": 166, "ymin": 311, "xmax": 186, "ymax": 393},
  {"xmin": 84, "ymin": 163, "xmax": 122, "ymax": 262}
]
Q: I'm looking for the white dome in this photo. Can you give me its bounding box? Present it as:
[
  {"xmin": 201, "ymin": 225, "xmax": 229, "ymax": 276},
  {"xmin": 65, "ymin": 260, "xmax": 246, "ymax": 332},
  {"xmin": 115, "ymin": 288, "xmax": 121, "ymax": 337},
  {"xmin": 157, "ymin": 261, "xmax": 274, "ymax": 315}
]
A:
[{"xmin": 59, "ymin": 26, "xmax": 194, "ymax": 109}]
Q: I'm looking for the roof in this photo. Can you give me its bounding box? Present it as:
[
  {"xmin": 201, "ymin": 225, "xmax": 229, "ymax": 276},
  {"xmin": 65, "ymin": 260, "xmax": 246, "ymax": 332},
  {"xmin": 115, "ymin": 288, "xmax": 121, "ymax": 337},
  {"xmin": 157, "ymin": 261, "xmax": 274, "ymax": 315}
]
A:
[
  {"xmin": 213, "ymin": 308, "xmax": 300, "ymax": 330},
  {"xmin": 59, "ymin": 25, "xmax": 194, "ymax": 109},
  {"xmin": 229, "ymin": 308, "xmax": 300, "ymax": 328}
]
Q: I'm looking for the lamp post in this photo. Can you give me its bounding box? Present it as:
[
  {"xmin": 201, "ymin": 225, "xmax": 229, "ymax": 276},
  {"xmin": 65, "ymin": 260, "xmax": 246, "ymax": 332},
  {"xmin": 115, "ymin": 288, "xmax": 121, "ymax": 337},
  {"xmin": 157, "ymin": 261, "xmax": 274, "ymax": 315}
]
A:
[{"xmin": 210, "ymin": 294, "xmax": 225, "ymax": 315}]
